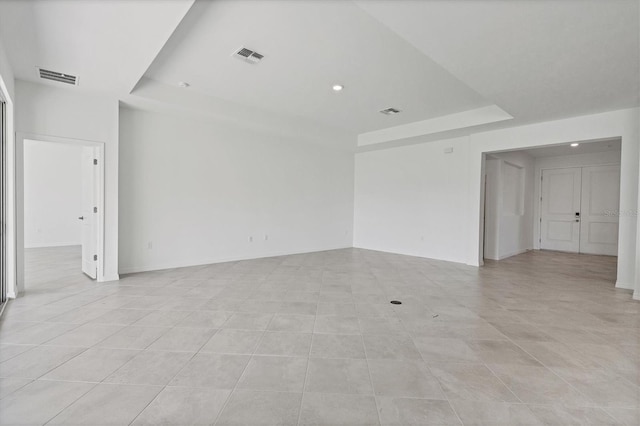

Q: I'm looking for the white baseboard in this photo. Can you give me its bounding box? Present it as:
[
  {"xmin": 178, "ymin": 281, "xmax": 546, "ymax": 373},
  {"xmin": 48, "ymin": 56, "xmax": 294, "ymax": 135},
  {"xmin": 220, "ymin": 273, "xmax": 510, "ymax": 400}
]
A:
[
  {"xmin": 615, "ymin": 280, "xmax": 634, "ymax": 290},
  {"xmin": 119, "ymin": 245, "xmax": 353, "ymax": 275},
  {"xmin": 497, "ymin": 248, "xmax": 530, "ymax": 260},
  {"xmin": 99, "ymin": 274, "xmax": 120, "ymax": 282},
  {"xmin": 352, "ymin": 245, "xmax": 466, "ymax": 266}
]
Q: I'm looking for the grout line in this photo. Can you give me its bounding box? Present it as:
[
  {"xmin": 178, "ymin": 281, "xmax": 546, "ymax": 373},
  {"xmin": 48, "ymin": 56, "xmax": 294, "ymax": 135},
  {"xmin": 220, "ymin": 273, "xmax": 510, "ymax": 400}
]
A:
[{"xmin": 295, "ymin": 294, "xmax": 318, "ymax": 426}]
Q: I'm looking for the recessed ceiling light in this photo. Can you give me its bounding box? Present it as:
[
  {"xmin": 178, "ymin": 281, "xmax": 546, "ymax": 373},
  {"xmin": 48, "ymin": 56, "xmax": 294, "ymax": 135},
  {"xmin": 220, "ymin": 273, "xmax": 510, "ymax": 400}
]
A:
[
  {"xmin": 570, "ymin": 143, "xmax": 579, "ymax": 147},
  {"xmin": 332, "ymin": 84, "xmax": 344, "ymax": 92},
  {"xmin": 178, "ymin": 81, "xmax": 190, "ymax": 88}
]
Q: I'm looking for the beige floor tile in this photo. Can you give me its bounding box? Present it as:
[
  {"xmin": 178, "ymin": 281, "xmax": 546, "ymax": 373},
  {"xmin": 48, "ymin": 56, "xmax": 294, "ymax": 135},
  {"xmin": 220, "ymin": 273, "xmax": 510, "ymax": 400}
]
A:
[
  {"xmin": 368, "ymin": 359, "xmax": 444, "ymax": 399},
  {"xmin": 267, "ymin": 314, "xmax": 315, "ymax": 333},
  {"xmin": 310, "ymin": 333, "xmax": 366, "ymax": 359},
  {"xmin": 0, "ymin": 378, "xmax": 32, "ymax": 399},
  {"xmin": 237, "ymin": 355, "xmax": 307, "ymax": 392},
  {"xmin": 104, "ymin": 350, "xmax": 193, "ymax": 386},
  {"xmin": 551, "ymin": 367, "xmax": 640, "ymax": 408},
  {"xmin": 169, "ymin": 353, "xmax": 249, "ymax": 388},
  {"xmin": 449, "ymin": 400, "xmax": 543, "ymax": 426},
  {"xmin": 299, "ymin": 393, "xmax": 380, "ymax": 426},
  {"xmin": 199, "ymin": 329, "xmax": 263, "ymax": 354},
  {"xmin": 0, "ymin": 344, "xmax": 36, "ymax": 363},
  {"xmin": 527, "ymin": 405, "xmax": 623, "ymax": 425},
  {"xmin": 376, "ymin": 397, "xmax": 461, "ymax": 425},
  {"xmin": 216, "ymin": 390, "xmax": 301, "ymax": 426},
  {"xmin": 430, "ymin": 363, "xmax": 519, "ymax": 402},
  {"xmin": 131, "ymin": 386, "xmax": 230, "ymax": 425},
  {"xmin": 47, "ymin": 383, "xmax": 161, "ymax": 425},
  {"xmin": 43, "ymin": 323, "xmax": 124, "ymax": 347},
  {"xmin": 42, "ymin": 347, "xmax": 139, "ymax": 382},
  {"xmin": 488, "ymin": 363, "xmax": 592, "ymax": 406},
  {"xmin": 146, "ymin": 327, "xmax": 216, "ymax": 352},
  {"xmin": 222, "ymin": 313, "xmax": 274, "ymax": 330},
  {"xmin": 0, "ymin": 322, "xmax": 78, "ymax": 345},
  {"xmin": 131, "ymin": 310, "xmax": 191, "ymax": 327},
  {"xmin": 305, "ymin": 358, "xmax": 373, "ymax": 394},
  {"xmin": 5, "ymin": 246, "xmax": 636, "ymax": 426},
  {"xmin": 363, "ymin": 334, "xmax": 422, "ymax": 360},
  {"xmin": 414, "ymin": 337, "xmax": 482, "ymax": 364},
  {"xmin": 175, "ymin": 310, "xmax": 233, "ymax": 328},
  {"xmin": 605, "ymin": 407, "xmax": 640, "ymax": 425},
  {"xmin": 255, "ymin": 331, "xmax": 312, "ymax": 357},
  {"xmin": 466, "ymin": 340, "xmax": 542, "ymax": 366},
  {"xmin": 95, "ymin": 325, "xmax": 169, "ymax": 350},
  {"xmin": 0, "ymin": 380, "xmax": 94, "ymax": 425},
  {"xmin": 314, "ymin": 315, "xmax": 361, "ymax": 334},
  {"xmin": 0, "ymin": 345, "xmax": 85, "ymax": 379}
]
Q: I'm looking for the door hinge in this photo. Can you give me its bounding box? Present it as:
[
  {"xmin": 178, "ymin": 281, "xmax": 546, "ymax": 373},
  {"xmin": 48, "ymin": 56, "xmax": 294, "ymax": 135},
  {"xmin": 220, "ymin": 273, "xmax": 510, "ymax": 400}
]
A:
[
  {"xmin": 93, "ymin": 255, "xmax": 97, "ymax": 261},
  {"xmin": 93, "ymin": 206, "xmax": 98, "ymax": 213},
  {"xmin": 93, "ymin": 159, "xmax": 98, "ymax": 165}
]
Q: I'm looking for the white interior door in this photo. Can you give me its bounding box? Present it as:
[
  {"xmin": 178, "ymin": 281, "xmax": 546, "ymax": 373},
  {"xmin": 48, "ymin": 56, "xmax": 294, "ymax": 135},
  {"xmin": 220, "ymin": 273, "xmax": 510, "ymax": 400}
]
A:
[
  {"xmin": 580, "ymin": 165, "xmax": 620, "ymax": 255},
  {"xmin": 540, "ymin": 167, "xmax": 581, "ymax": 252},
  {"xmin": 80, "ymin": 147, "xmax": 97, "ymax": 279}
]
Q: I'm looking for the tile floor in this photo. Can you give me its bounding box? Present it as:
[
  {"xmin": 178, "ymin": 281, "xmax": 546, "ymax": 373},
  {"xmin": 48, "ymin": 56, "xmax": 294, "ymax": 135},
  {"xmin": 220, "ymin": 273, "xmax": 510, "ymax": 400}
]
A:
[{"xmin": 0, "ymin": 246, "xmax": 638, "ymax": 425}]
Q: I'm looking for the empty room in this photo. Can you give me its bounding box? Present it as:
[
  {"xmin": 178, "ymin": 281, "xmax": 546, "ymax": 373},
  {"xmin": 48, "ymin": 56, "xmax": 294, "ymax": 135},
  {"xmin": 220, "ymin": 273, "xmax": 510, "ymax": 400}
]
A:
[{"xmin": 0, "ymin": 1, "xmax": 639, "ymax": 425}]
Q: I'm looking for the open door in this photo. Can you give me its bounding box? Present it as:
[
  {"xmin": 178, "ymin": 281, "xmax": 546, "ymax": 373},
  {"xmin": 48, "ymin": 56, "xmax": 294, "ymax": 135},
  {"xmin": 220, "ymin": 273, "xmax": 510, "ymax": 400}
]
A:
[{"xmin": 80, "ymin": 146, "xmax": 97, "ymax": 279}]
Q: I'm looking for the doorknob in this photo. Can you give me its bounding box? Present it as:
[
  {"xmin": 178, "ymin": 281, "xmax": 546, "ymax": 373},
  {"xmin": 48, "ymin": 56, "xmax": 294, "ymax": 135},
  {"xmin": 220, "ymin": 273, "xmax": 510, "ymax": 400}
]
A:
[{"xmin": 78, "ymin": 216, "xmax": 84, "ymax": 220}]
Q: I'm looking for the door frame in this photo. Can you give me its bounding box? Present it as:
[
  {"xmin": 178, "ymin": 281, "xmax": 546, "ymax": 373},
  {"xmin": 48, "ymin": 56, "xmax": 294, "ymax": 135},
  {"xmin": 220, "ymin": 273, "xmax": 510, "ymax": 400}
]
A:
[{"xmin": 16, "ymin": 132, "xmax": 105, "ymax": 294}]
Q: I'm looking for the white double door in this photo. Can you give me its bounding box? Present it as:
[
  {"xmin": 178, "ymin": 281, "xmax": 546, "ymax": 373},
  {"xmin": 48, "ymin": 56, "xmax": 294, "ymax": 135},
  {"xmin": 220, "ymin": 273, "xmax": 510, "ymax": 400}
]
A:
[{"xmin": 540, "ymin": 165, "xmax": 620, "ymax": 256}]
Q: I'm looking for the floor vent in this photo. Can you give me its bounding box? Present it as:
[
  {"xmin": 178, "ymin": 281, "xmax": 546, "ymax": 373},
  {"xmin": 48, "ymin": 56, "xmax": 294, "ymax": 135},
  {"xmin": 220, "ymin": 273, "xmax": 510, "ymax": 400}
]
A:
[
  {"xmin": 380, "ymin": 107, "xmax": 401, "ymax": 115},
  {"xmin": 233, "ymin": 47, "xmax": 264, "ymax": 64},
  {"xmin": 37, "ymin": 67, "xmax": 78, "ymax": 85}
]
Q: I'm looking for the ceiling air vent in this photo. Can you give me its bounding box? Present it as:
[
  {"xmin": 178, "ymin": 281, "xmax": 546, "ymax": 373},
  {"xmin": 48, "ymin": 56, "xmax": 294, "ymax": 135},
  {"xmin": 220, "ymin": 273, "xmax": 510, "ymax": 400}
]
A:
[
  {"xmin": 233, "ymin": 47, "xmax": 264, "ymax": 64},
  {"xmin": 37, "ymin": 67, "xmax": 78, "ymax": 85},
  {"xmin": 380, "ymin": 107, "xmax": 401, "ymax": 115}
]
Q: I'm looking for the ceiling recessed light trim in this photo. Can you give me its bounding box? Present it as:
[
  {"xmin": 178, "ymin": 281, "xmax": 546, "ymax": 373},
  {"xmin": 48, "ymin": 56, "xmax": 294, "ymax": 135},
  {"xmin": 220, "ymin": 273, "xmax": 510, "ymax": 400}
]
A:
[
  {"xmin": 570, "ymin": 143, "xmax": 579, "ymax": 147},
  {"xmin": 380, "ymin": 107, "xmax": 401, "ymax": 115},
  {"xmin": 332, "ymin": 84, "xmax": 344, "ymax": 92}
]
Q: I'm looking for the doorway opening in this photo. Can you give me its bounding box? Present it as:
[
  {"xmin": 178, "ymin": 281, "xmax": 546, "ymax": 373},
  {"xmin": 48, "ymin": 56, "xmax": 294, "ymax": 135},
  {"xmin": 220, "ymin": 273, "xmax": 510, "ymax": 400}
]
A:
[
  {"xmin": 482, "ymin": 138, "xmax": 622, "ymax": 264},
  {"xmin": 22, "ymin": 137, "xmax": 104, "ymax": 292}
]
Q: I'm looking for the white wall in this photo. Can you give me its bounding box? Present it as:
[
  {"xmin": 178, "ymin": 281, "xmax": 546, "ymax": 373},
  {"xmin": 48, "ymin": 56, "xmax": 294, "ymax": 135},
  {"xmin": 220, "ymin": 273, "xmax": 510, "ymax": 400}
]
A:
[
  {"xmin": 469, "ymin": 109, "xmax": 638, "ymax": 293},
  {"xmin": 532, "ymin": 150, "xmax": 622, "ymax": 250},
  {"xmin": 0, "ymin": 36, "xmax": 17, "ymax": 297},
  {"xmin": 118, "ymin": 107, "xmax": 354, "ymax": 273},
  {"xmin": 354, "ymin": 108, "xmax": 639, "ymax": 295},
  {"xmin": 483, "ymin": 151, "xmax": 535, "ymax": 260},
  {"xmin": 354, "ymin": 136, "xmax": 470, "ymax": 262},
  {"xmin": 23, "ymin": 140, "xmax": 82, "ymax": 248},
  {"xmin": 15, "ymin": 80, "xmax": 119, "ymax": 290}
]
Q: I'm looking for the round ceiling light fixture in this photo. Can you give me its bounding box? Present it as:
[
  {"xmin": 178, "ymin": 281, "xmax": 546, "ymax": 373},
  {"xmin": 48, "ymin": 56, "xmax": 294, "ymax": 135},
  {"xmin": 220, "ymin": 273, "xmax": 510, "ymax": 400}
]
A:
[
  {"xmin": 178, "ymin": 81, "xmax": 190, "ymax": 88},
  {"xmin": 570, "ymin": 143, "xmax": 579, "ymax": 147},
  {"xmin": 332, "ymin": 84, "xmax": 344, "ymax": 92}
]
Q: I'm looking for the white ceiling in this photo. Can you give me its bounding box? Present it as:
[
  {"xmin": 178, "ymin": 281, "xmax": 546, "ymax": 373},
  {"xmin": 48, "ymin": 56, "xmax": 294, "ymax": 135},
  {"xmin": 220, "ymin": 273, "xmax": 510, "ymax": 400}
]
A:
[
  {"xmin": 0, "ymin": 0, "xmax": 193, "ymax": 94},
  {"xmin": 0, "ymin": 0, "xmax": 638, "ymax": 147},
  {"xmin": 356, "ymin": 0, "xmax": 640, "ymax": 125},
  {"xmin": 143, "ymin": 0, "xmax": 491, "ymax": 135},
  {"xmin": 513, "ymin": 138, "xmax": 622, "ymax": 158}
]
